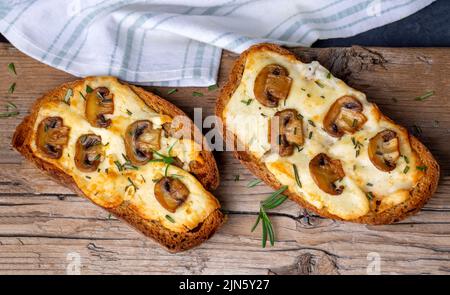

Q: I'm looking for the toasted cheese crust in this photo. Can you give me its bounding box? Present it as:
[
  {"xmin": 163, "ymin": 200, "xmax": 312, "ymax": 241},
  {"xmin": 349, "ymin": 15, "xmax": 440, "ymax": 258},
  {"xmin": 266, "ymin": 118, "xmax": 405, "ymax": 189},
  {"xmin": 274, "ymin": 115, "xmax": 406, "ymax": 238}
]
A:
[
  {"xmin": 217, "ymin": 43, "xmax": 439, "ymax": 224},
  {"xmin": 13, "ymin": 76, "xmax": 224, "ymax": 252}
]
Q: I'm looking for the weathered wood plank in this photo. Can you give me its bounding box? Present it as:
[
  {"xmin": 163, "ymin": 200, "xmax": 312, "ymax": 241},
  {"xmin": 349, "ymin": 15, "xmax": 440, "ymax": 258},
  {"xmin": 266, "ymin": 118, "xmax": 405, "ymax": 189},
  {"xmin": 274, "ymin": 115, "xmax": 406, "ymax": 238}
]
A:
[
  {"xmin": 0, "ymin": 195, "xmax": 449, "ymax": 274},
  {"xmin": 0, "ymin": 44, "xmax": 449, "ymax": 274}
]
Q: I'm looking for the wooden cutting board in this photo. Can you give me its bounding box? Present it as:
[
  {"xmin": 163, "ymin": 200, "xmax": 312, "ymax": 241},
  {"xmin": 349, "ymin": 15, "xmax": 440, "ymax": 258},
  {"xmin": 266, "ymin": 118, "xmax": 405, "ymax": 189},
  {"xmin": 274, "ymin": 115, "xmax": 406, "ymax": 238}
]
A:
[{"xmin": 0, "ymin": 43, "xmax": 449, "ymax": 275}]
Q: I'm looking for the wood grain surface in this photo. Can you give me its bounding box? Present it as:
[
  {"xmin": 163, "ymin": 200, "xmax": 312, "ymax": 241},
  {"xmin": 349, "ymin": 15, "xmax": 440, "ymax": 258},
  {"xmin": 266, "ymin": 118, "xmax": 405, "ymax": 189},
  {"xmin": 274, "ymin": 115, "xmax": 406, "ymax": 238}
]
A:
[{"xmin": 0, "ymin": 43, "xmax": 449, "ymax": 275}]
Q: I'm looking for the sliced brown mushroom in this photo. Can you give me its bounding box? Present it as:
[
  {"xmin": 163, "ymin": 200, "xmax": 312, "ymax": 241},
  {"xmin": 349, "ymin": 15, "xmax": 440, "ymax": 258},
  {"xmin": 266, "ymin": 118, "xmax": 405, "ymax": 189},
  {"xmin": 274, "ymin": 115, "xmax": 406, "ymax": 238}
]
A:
[
  {"xmin": 309, "ymin": 153, "xmax": 345, "ymax": 195},
  {"xmin": 125, "ymin": 120, "xmax": 161, "ymax": 165},
  {"xmin": 36, "ymin": 117, "xmax": 70, "ymax": 159},
  {"xmin": 368, "ymin": 129, "xmax": 400, "ymax": 172},
  {"xmin": 154, "ymin": 177, "xmax": 189, "ymax": 213},
  {"xmin": 254, "ymin": 64, "xmax": 292, "ymax": 107},
  {"xmin": 323, "ymin": 96, "xmax": 367, "ymax": 138},
  {"xmin": 85, "ymin": 87, "xmax": 114, "ymax": 128},
  {"xmin": 272, "ymin": 109, "xmax": 304, "ymax": 157},
  {"xmin": 74, "ymin": 134, "xmax": 103, "ymax": 172}
]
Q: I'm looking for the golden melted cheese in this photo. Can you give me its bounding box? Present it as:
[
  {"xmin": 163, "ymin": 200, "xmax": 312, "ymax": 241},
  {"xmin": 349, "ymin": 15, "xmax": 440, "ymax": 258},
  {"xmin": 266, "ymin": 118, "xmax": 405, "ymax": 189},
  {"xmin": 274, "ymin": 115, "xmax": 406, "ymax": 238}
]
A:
[
  {"xmin": 30, "ymin": 76, "xmax": 219, "ymax": 232},
  {"xmin": 224, "ymin": 49, "xmax": 421, "ymax": 220}
]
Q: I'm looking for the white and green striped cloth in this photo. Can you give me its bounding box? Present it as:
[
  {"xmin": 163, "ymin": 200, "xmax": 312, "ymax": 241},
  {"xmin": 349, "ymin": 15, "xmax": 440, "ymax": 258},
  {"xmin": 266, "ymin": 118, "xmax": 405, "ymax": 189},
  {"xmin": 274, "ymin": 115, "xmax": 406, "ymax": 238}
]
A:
[{"xmin": 0, "ymin": 0, "xmax": 435, "ymax": 86}]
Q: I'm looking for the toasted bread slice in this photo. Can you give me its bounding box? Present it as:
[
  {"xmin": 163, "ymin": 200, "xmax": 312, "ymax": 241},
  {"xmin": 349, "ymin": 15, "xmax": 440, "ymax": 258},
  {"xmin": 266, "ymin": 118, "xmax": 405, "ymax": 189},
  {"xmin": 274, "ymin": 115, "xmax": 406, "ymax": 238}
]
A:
[
  {"xmin": 12, "ymin": 76, "xmax": 224, "ymax": 252},
  {"xmin": 216, "ymin": 43, "xmax": 439, "ymax": 224}
]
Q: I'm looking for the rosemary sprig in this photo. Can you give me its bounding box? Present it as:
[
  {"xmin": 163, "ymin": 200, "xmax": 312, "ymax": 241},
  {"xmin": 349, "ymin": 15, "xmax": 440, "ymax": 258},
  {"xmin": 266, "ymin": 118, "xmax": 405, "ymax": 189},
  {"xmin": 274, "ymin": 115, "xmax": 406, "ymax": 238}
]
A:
[{"xmin": 251, "ymin": 186, "xmax": 288, "ymax": 248}]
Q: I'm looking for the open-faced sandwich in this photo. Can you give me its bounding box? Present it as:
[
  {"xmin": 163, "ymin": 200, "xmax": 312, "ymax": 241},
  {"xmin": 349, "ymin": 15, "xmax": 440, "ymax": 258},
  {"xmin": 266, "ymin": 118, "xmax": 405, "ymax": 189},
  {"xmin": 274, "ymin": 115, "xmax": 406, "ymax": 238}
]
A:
[
  {"xmin": 217, "ymin": 43, "xmax": 439, "ymax": 224},
  {"xmin": 12, "ymin": 76, "xmax": 224, "ymax": 252}
]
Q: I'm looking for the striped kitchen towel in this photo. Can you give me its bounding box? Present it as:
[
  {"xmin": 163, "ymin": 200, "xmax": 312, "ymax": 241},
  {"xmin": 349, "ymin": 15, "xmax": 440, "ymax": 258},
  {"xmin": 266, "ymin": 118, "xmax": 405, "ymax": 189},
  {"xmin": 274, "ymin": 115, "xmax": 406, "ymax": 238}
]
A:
[{"xmin": 0, "ymin": 0, "xmax": 435, "ymax": 87}]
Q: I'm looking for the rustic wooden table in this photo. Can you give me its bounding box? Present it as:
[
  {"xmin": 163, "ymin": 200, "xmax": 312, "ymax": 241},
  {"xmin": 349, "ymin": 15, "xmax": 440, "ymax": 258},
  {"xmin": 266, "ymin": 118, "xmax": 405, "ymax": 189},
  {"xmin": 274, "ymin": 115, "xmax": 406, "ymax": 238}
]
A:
[{"xmin": 0, "ymin": 43, "xmax": 449, "ymax": 274}]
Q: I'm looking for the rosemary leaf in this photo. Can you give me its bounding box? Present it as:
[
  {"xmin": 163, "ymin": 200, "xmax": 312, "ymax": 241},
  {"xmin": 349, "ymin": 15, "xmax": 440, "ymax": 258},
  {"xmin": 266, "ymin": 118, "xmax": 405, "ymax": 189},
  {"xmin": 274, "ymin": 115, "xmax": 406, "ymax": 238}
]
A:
[
  {"xmin": 293, "ymin": 164, "xmax": 302, "ymax": 188},
  {"xmin": 415, "ymin": 90, "xmax": 434, "ymax": 101},
  {"xmin": 208, "ymin": 84, "xmax": 218, "ymax": 91},
  {"xmin": 7, "ymin": 63, "xmax": 16, "ymax": 75},
  {"xmin": 247, "ymin": 179, "xmax": 262, "ymax": 188}
]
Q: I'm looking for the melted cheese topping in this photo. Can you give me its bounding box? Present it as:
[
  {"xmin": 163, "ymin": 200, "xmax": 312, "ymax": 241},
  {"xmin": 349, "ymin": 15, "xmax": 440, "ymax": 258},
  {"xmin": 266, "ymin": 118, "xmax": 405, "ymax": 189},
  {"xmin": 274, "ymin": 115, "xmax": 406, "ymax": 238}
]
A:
[
  {"xmin": 30, "ymin": 77, "xmax": 219, "ymax": 232},
  {"xmin": 224, "ymin": 49, "xmax": 421, "ymax": 220}
]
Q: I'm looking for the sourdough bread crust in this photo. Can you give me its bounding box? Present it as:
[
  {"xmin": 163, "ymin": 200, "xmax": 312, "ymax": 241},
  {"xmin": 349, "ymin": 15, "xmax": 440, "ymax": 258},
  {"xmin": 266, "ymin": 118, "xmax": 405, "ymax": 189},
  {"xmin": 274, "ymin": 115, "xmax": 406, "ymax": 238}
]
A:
[
  {"xmin": 12, "ymin": 77, "xmax": 224, "ymax": 252},
  {"xmin": 216, "ymin": 43, "xmax": 439, "ymax": 225}
]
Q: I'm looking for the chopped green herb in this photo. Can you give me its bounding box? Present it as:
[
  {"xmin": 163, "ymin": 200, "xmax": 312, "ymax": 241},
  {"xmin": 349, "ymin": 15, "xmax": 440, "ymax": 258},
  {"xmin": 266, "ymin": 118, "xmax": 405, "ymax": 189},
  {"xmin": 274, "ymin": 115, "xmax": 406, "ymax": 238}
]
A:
[
  {"xmin": 105, "ymin": 168, "xmax": 109, "ymax": 174},
  {"xmin": 7, "ymin": 63, "xmax": 16, "ymax": 75},
  {"xmin": 366, "ymin": 192, "xmax": 374, "ymax": 200},
  {"xmin": 0, "ymin": 101, "xmax": 19, "ymax": 118},
  {"xmin": 126, "ymin": 109, "xmax": 133, "ymax": 116},
  {"xmin": 234, "ymin": 174, "xmax": 240, "ymax": 181},
  {"xmin": 126, "ymin": 177, "xmax": 138, "ymax": 191},
  {"xmin": 208, "ymin": 84, "xmax": 219, "ymax": 91},
  {"xmin": 402, "ymin": 155, "xmax": 409, "ymax": 164},
  {"xmin": 416, "ymin": 165, "xmax": 427, "ymax": 171},
  {"xmin": 63, "ymin": 88, "xmax": 73, "ymax": 105},
  {"xmin": 415, "ymin": 91, "xmax": 434, "ymax": 101},
  {"xmin": 86, "ymin": 85, "xmax": 93, "ymax": 93},
  {"xmin": 308, "ymin": 119, "xmax": 316, "ymax": 127},
  {"xmin": 367, "ymin": 182, "xmax": 373, "ymax": 187},
  {"xmin": 241, "ymin": 99, "xmax": 253, "ymax": 106},
  {"xmin": 107, "ymin": 213, "xmax": 112, "ymax": 220},
  {"xmin": 141, "ymin": 175, "xmax": 146, "ymax": 183},
  {"xmin": 165, "ymin": 215, "xmax": 175, "ymax": 223},
  {"xmin": 320, "ymin": 95, "xmax": 325, "ymax": 99},
  {"xmin": 79, "ymin": 91, "xmax": 86, "ymax": 100},
  {"xmin": 114, "ymin": 160, "xmax": 123, "ymax": 172},
  {"xmin": 315, "ymin": 81, "xmax": 325, "ymax": 88},
  {"xmin": 326, "ymin": 72, "xmax": 332, "ymax": 79},
  {"xmin": 295, "ymin": 145, "xmax": 304, "ymax": 152},
  {"xmin": 260, "ymin": 113, "xmax": 267, "ymax": 117},
  {"xmin": 307, "ymin": 93, "xmax": 311, "ymax": 98},
  {"xmin": 247, "ymin": 179, "xmax": 262, "ymax": 188},
  {"xmin": 301, "ymin": 88, "xmax": 306, "ymax": 91},
  {"xmin": 352, "ymin": 118, "xmax": 357, "ymax": 127},
  {"xmin": 85, "ymin": 176, "xmax": 91, "ymax": 179},
  {"xmin": 308, "ymin": 131, "xmax": 313, "ymax": 139},
  {"xmin": 293, "ymin": 164, "xmax": 302, "ymax": 188},
  {"xmin": 403, "ymin": 166, "xmax": 410, "ymax": 174},
  {"xmin": 192, "ymin": 91, "xmax": 203, "ymax": 97},
  {"xmin": 412, "ymin": 124, "xmax": 422, "ymax": 136},
  {"xmin": 8, "ymin": 82, "xmax": 16, "ymax": 94},
  {"xmin": 167, "ymin": 88, "xmax": 177, "ymax": 95}
]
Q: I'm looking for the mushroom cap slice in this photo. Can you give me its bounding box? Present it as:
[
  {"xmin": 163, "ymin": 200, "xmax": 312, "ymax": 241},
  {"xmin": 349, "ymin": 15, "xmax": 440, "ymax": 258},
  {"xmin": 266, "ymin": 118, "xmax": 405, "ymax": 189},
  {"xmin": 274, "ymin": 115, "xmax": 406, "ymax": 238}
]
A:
[
  {"xmin": 368, "ymin": 129, "xmax": 400, "ymax": 172},
  {"xmin": 74, "ymin": 134, "xmax": 103, "ymax": 172},
  {"xmin": 85, "ymin": 87, "xmax": 114, "ymax": 128},
  {"xmin": 323, "ymin": 95, "xmax": 367, "ymax": 138},
  {"xmin": 154, "ymin": 177, "xmax": 189, "ymax": 213},
  {"xmin": 272, "ymin": 109, "xmax": 304, "ymax": 157},
  {"xmin": 309, "ymin": 153, "xmax": 345, "ymax": 195},
  {"xmin": 125, "ymin": 120, "xmax": 161, "ymax": 166},
  {"xmin": 36, "ymin": 117, "xmax": 70, "ymax": 159},
  {"xmin": 254, "ymin": 64, "xmax": 292, "ymax": 107}
]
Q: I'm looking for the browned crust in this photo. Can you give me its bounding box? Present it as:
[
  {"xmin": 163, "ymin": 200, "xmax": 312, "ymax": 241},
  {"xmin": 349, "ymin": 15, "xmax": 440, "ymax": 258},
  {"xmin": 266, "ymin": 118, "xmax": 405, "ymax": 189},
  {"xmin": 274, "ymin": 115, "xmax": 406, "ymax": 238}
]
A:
[
  {"xmin": 216, "ymin": 43, "xmax": 440, "ymax": 225},
  {"xmin": 12, "ymin": 77, "xmax": 224, "ymax": 252}
]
